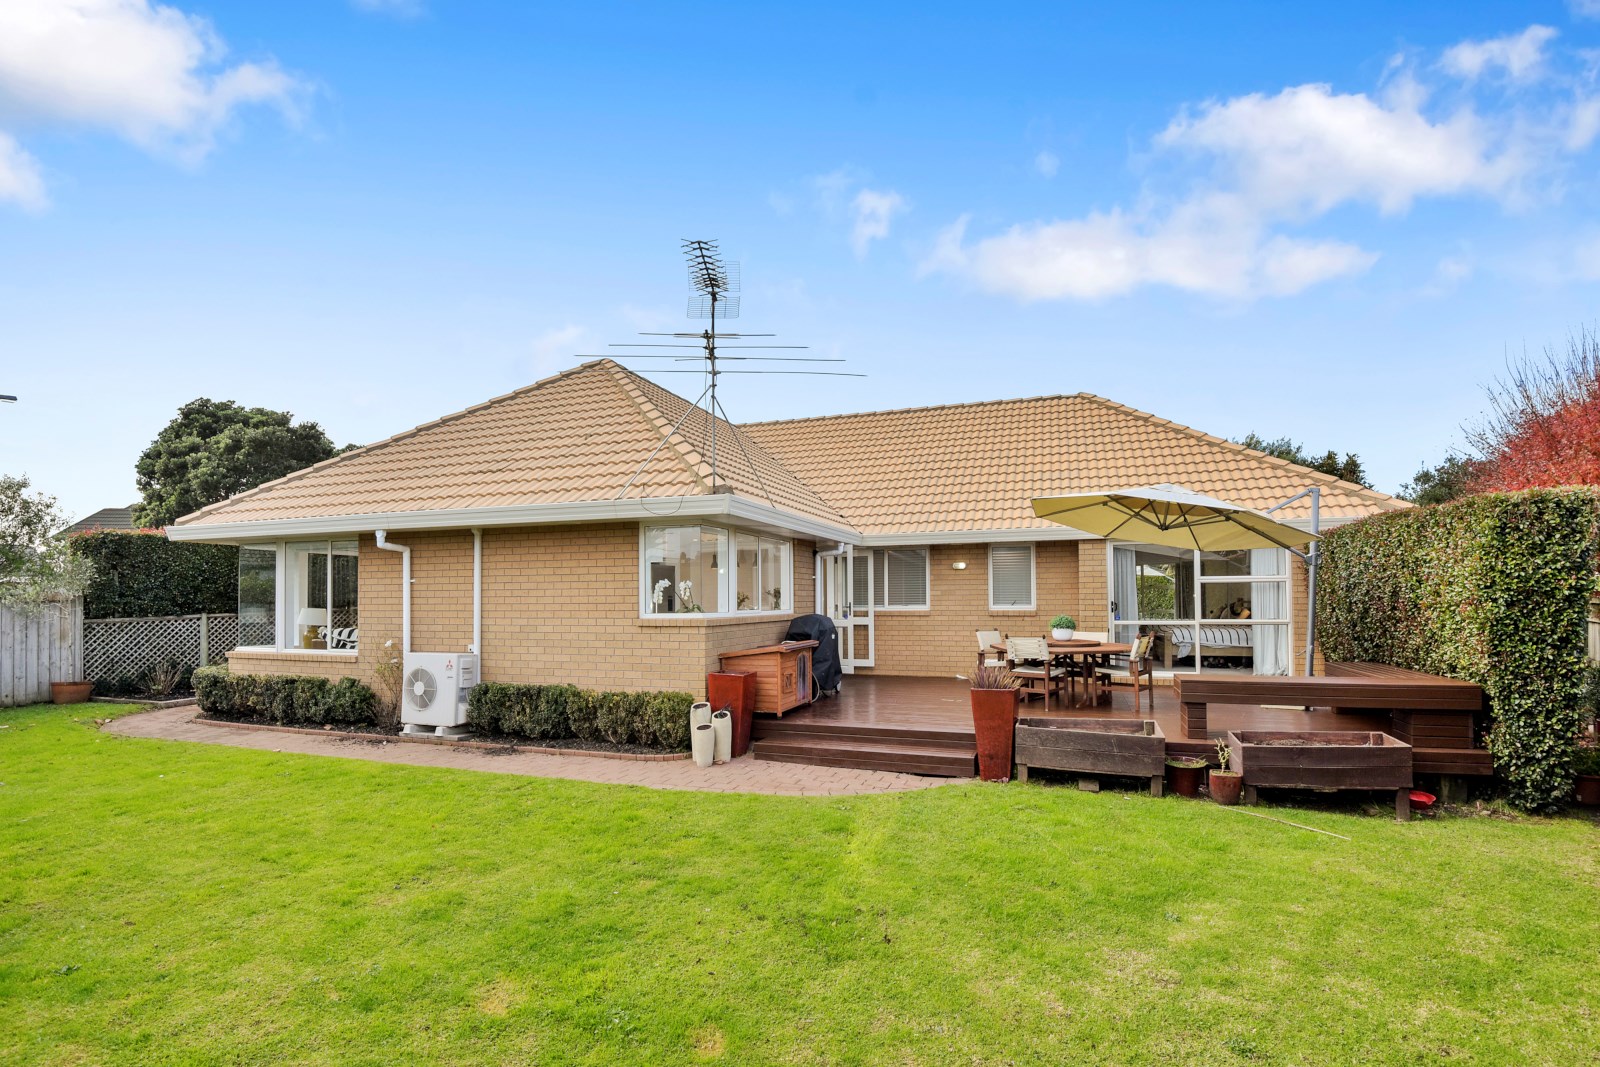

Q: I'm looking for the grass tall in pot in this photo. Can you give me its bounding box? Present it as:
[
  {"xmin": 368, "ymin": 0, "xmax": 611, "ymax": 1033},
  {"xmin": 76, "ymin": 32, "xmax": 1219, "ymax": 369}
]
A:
[
  {"xmin": 969, "ymin": 665, "xmax": 1020, "ymax": 782},
  {"xmin": 1209, "ymin": 738, "xmax": 1243, "ymax": 805}
]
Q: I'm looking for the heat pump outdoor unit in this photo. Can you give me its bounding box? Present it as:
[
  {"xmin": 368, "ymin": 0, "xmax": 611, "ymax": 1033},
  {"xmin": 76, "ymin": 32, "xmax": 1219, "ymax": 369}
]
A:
[{"xmin": 401, "ymin": 651, "xmax": 479, "ymax": 736}]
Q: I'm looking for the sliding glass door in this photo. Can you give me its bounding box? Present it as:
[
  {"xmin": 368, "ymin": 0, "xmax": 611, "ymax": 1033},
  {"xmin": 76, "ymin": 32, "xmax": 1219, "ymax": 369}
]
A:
[{"xmin": 1110, "ymin": 544, "xmax": 1290, "ymax": 675}]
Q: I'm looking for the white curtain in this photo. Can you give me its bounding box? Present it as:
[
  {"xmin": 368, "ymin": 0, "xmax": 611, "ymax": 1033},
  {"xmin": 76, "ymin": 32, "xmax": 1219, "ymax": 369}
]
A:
[
  {"xmin": 1250, "ymin": 548, "xmax": 1289, "ymax": 675},
  {"xmin": 1112, "ymin": 546, "xmax": 1139, "ymax": 636}
]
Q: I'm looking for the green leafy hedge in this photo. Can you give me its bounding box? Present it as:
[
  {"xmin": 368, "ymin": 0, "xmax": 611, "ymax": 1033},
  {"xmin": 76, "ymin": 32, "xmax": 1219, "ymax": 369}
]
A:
[
  {"xmin": 1318, "ymin": 488, "xmax": 1600, "ymax": 811},
  {"xmin": 69, "ymin": 531, "xmax": 237, "ymax": 619},
  {"xmin": 467, "ymin": 682, "xmax": 694, "ymax": 751},
  {"xmin": 193, "ymin": 666, "xmax": 376, "ymax": 727}
]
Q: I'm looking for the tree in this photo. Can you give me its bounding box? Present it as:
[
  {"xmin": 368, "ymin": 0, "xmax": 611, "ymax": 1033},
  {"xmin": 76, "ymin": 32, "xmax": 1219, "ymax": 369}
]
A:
[
  {"xmin": 1235, "ymin": 433, "xmax": 1371, "ymax": 488},
  {"xmin": 0, "ymin": 475, "xmax": 92, "ymax": 607},
  {"xmin": 1467, "ymin": 328, "xmax": 1600, "ymax": 493},
  {"xmin": 1399, "ymin": 454, "xmax": 1481, "ymax": 505},
  {"xmin": 133, "ymin": 399, "xmax": 344, "ymax": 528}
]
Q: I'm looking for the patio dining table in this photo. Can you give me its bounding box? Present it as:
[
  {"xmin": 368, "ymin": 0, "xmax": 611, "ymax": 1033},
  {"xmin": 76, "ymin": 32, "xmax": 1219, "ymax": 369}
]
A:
[{"xmin": 992, "ymin": 639, "xmax": 1132, "ymax": 708}]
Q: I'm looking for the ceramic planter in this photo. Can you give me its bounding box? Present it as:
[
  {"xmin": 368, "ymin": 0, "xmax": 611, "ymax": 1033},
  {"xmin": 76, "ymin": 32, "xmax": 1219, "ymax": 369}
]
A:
[
  {"xmin": 51, "ymin": 681, "xmax": 93, "ymax": 705},
  {"xmin": 692, "ymin": 722, "xmax": 715, "ymax": 768},
  {"xmin": 711, "ymin": 709, "xmax": 732, "ymax": 764},
  {"xmin": 1209, "ymin": 769, "xmax": 1244, "ymax": 805},
  {"xmin": 1051, "ymin": 628, "xmax": 1075, "ymax": 641},
  {"xmin": 690, "ymin": 701, "xmax": 713, "ymax": 729},
  {"xmin": 1166, "ymin": 759, "xmax": 1206, "ymax": 798},
  {"xmin": 1576, "ymin": 774, "xmax": 1600, "ymax": 806},
  {"xmin": 970, "ymin": 686, "xmax": 1019, "ymax": 782}
]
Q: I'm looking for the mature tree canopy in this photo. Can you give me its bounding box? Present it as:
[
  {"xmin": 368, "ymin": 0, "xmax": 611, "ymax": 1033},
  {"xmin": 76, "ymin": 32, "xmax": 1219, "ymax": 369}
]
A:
[
  {"xmin": 0, "ymin": 475, "xmax": 92, "ymax": 606},
  {"xmin": 133, "ymin": 399, "xmax": 344, "ymax": 528},
  {"xmin": 1400, "ymin": 455, "xmax": 1481, "ymax": 506},
  {"xmin": 1467, "ymin": 328, "xmax": 1600, "ymax": 493},
  {"xmin": 1235, "ymin": 433, "xmax": 1371, "ymax": 488}
]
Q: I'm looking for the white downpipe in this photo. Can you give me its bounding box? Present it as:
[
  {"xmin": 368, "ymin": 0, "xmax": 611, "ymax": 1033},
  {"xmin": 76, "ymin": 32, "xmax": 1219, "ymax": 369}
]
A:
[
  {"xmin": 471, "ymin": 527, "xmax": 483, "ymax": 655},
  {"xmin": 374, "ymin": 530, "xmax": 411, "ymax": 654}
]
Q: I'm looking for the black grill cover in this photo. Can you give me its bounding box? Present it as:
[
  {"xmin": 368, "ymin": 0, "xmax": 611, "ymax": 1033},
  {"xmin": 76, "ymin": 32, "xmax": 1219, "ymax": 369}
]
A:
[{"xmin": 786, "ymin": 613, "xmax": 842, "ymax": 694}]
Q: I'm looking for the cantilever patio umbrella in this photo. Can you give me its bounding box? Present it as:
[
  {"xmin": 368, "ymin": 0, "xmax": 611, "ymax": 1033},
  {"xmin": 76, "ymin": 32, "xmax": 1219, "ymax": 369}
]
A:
[{"xmin": 1030, "ymin": 483, "xmax": 1323, "ymax": 674}]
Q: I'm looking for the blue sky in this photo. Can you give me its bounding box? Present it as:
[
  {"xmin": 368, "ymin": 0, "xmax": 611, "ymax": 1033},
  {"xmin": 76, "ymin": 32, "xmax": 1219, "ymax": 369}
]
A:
[{"xmin": 4, "ymin": 1, "xmax": 1599, "ymax": 523}]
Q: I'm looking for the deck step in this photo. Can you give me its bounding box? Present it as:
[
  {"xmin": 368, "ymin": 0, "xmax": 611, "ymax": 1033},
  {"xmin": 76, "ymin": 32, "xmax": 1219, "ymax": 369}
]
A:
[
  {"xmin": 752, "ymin": 718, "xmax": 974, "ymax": 748},
  {"xmin": 752, "ymin": 736, "xmax": 976, "ymax": 777}
]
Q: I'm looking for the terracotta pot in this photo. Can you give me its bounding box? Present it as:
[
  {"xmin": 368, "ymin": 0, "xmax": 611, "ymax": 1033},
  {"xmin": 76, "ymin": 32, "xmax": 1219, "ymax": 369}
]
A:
[
  {"xmin": 707, "ymin": 670, "xmax": 757, "ymax": 758},
  {"xmin": 970, "ymin": 686, "xmax": 1019, "ymax": 782},
  {"xmin": 51, "ymin": 681, "xmax": 93, "ymax": 705},
  {"xmin": 1166, "ymin": 761, "xmax": 1205, "ymax": 798},
  {"xmin": 1209, "ymin": 769, "xmax": 1244, "ymax": 805},
  {"xmin": 1575, "ymin": 774, "xmax": 1600, "ymax": 806}
]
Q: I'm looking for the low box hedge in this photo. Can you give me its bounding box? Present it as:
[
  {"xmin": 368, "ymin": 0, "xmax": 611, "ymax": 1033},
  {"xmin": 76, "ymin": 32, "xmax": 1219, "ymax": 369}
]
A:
[
  {"xmin": 467, "ymin": 682, "xmax": 693, "ymax": 751},
  {"xmin": 193, "ymin": 666, "xmax": 377, "ymax": 727}
]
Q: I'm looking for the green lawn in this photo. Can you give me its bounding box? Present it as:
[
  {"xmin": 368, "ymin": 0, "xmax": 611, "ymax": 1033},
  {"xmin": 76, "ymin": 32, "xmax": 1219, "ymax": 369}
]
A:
[{"xmin": 2, "ymin": 704, "xmax": 1597, "ymax": 1066}]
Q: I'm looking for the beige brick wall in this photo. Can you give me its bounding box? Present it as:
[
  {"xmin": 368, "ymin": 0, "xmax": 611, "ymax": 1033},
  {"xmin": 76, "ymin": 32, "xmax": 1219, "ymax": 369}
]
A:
[
  {"xmin": 230, "ymin": 525, "xmax": 818, "ymax": 699},
  {"xmin": 860, "ymin": 540, "xmax": 1094, "ymax": 678}
]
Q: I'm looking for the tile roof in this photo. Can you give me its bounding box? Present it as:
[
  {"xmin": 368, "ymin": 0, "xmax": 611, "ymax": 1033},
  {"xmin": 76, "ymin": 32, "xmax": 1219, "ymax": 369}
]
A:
[
  {"xmin": 60, "ymin": 505, "xmax": 137, "ymax": 536},
  {"xmin": 173, "ymin": 360, "xmax": 850, "ymax": 530},
  {"xmin": 741, "ymin": 392, "xmax": 1406, "ymax": 536},
  {"xmin": 173, "ymin": 364, "xmax": 1405, "ymax": 538}
]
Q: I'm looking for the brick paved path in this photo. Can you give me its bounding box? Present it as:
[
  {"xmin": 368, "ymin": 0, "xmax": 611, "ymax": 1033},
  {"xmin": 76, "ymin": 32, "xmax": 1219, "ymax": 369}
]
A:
[{"xmin": 103, "ymin": 707, "xmax": 959, "ymax": 796}]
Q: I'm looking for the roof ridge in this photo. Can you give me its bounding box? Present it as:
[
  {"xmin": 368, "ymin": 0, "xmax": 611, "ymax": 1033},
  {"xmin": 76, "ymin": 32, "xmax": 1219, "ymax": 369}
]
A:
[
  {"xmin": 602, "ymin": 362, "xmax": 717, "ymax": 495},
  {"xmin": 740, "ymin": 391, "xmax": 1087, "ymax": 428},
  {"xmin": 172, "ymin": 360, "xmax": 618, "ymax": 526},
  {"xmin": 1072, "ymin": 393, "xmax": 1405, "ymax": 506}
]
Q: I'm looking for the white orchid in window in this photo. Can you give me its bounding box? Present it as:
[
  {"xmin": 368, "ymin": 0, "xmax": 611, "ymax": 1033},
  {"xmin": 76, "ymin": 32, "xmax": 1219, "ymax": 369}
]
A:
[
  {"xmin": 676, "ymin": 579, "xmax": 702, "ymax": 613},
  {"xmin": 652, "ymin": 578, "xmax": 672, "ymax": 609}
]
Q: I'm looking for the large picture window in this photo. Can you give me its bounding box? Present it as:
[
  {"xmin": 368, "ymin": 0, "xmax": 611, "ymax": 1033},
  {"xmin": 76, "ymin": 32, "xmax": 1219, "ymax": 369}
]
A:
[
  {"xmin": 285, "ymin": 540, "xmax": 360, "ymax": 650},
  {"xmin": 644, "ymin": 525, "xmax": 791, "ymax": 616},
  {"xmin": 1111, "ymin": 544, "xmax": 1288, "ymax": 675},
  {"xmin": 237, "ymin": 545, "xmax": 277, "ymax": 648}
]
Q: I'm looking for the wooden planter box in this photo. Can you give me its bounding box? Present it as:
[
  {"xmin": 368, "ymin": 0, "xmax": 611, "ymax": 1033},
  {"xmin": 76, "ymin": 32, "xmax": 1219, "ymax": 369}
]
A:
[
  {"xmin": 1228, "ymin": 730, "xmax": 1414, "ymax": 819},
  {"xmin": 1014, "ymin": 717, "xmax": 1166, "ymax": 796},
  {"xmin": 717, "ymin": 641, "xmax": 817, "ymax": 716}
]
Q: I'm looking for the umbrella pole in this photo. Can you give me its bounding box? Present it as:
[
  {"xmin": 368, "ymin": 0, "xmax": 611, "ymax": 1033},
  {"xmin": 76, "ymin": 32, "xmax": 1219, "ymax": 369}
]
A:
[{"xmin": 1267, "ymin": 486, "xmax": 1321, "ymax": 677}]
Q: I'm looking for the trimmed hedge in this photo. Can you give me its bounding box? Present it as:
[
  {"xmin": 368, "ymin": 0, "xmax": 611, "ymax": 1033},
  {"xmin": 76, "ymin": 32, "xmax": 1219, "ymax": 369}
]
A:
[
  {"xmin": 467, "ymin": 682, "xmax": 694, "ymax": 751},
  {"xmin": 1318, "ymin": 488, "xmax": 1600, "ymax": 811},
  {"xmin": 70, "ymin": 530, "xmax": 237, "ymax": 619},
  {"xmin": 193, "ymin": 666, "xmax": 377, "ymax": 727}
]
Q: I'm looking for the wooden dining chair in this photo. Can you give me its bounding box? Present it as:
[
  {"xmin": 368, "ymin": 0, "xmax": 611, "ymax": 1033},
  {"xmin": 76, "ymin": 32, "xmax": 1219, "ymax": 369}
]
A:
[
  {"xmin": 1006, "ymin": 636, "xmax": 1069, "ymax": 707},
  {"xmin": 975, "ymin": 629, "xmax": 1005, "ymax": 672},
  {"xmin": 1097, "ymin": 633, "xmax": 1157, "ymax": 711}
]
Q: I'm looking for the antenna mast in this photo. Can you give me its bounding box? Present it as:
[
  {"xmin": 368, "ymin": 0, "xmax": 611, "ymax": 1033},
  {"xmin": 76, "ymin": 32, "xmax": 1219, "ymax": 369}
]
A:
[{"xmin": 682, "ymin": 239, "xmax": 737, "ymax": 491}]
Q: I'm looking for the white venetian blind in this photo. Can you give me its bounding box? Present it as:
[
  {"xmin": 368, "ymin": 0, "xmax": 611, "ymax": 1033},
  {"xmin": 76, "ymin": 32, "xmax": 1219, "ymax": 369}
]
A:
[
  {"xmin": 878, "ymin": 548, "xmax": 928, "ymax": 608},
  {"xmin": 990, "ymin": 545, "xmax": 1034, "ymax": 608}
]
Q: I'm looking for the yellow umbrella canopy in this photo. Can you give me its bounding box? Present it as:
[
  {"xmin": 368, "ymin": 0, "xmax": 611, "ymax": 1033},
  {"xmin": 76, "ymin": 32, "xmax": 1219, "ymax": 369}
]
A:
[{"xmin": 1030, "ymin": 484, "xmax": 1317, "ymax": 552}]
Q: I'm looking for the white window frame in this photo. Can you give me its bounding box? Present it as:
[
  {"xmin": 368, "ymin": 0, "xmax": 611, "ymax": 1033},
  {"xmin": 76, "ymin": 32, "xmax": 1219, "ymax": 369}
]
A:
[
  {"xmin": 988, "ymin": 543, "xmax": 1036, "ymax": 611},
  {"xmin": 639, "ymin": 523, "xmax": 794, "ymax": 619},
  {"xmin": 237, "ymin": 542, "xmax": 279, "ymax": 649},
  {"xmin": 237, "ymin": 540, "xmax": 359, "ymax": 654},
  {"xmin": 864, "ymin": 546, "xmax": 931, "ymax": 611}
]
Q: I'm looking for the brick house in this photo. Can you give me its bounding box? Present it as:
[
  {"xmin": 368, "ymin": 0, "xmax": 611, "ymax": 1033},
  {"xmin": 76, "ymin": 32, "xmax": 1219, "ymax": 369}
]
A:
[{"xmin": 166, "ymin": 359, "xmax": 1405, "ymax": 694}]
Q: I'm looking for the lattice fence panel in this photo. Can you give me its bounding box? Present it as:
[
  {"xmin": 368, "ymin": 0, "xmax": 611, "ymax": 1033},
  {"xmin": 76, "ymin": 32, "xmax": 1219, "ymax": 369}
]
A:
[{"xmin": 84, "ymin": 614, "xmax": 239, "ymax": 683}]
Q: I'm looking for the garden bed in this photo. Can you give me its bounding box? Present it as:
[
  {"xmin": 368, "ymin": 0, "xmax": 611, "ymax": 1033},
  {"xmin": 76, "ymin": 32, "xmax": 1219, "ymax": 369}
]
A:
[
  {"xmin": 192, "ymin": 713, "xmax": 689, "ymax": 760},
  {"xmin": 1014, "ymin": 717, "xmax": 1165, "ymax": 795},
  {"xmin": 1228, "ymin": 730, "xmax": 1413, "ymax": 818}
]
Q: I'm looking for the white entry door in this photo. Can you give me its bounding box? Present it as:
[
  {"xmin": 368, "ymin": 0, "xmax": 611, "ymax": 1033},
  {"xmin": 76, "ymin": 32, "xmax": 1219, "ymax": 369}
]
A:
[{"xmin": 819, "ymin": 550, "xmax": 874, "ymax": 672}]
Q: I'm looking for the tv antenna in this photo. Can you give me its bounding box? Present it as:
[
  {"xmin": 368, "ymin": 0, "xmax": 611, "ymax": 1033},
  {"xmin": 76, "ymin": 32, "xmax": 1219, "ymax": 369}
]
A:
[{"xmin": 586, "ymin": 239, "xmax": 863, "ymax": 498}]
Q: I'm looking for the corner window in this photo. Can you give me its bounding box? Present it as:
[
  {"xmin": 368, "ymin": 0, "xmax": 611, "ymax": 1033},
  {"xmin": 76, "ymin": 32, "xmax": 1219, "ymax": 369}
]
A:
[
  {"xmin": 989, "ymin": 544, "xmax": 1035, "ymax": 610},
  {"xmin": 238, "ymin": 545, "xmax": 277, "ymax": 648},
  {"xmin": 644, "ymin": 525, "xmax": 790, "ymax": 615},
  {"xmin": 285, "ymin": 540, "xmax": 360, "ymax": 650}
]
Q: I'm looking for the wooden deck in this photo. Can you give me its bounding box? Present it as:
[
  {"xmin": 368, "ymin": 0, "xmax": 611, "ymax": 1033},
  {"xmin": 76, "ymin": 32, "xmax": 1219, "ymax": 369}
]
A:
[{"xmin": 751, "ymin": 668, "xmax": 1492, "ymax": 780}]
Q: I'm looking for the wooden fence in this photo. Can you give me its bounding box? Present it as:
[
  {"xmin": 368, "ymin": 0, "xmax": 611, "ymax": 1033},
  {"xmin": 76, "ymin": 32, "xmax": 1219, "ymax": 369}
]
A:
[{"xmin": 1, "ymin": 598, "xmax": 84, "ymax": 707}]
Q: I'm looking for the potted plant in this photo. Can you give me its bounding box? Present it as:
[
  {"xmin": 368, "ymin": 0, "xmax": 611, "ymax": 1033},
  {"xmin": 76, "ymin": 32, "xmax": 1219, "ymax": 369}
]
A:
[
  {"xmin": 1208, "ymin": 738, "xmax": 1243, "ymax": 805},
  {"xmin": 1575, "ymin": 744, "xmax": 1600, "ymax": 806},
  {"xmin": 1165, "ymin": 754, "xmax": 1208, "ymax": 798},
  {"xmin": 50, "ymin": 680, "xmax": 94, "ymax": 704},
  {"xmin": 1050, "ymin": 614, "xmax": 1076, "ymax": 641},
  {"xmin": 969, "ymin": 664, "xmax": 1020, "ymax": 782}
]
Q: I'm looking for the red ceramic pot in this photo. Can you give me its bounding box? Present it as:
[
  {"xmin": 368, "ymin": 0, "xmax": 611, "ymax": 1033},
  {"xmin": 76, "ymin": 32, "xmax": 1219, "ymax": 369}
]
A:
[
  {"xmin": 1576, "ymin": 774, "xmax": 1600, "ymax": 806},
  {"xmin": 970, "ymin": 687, "xmax": 1019, "ymax": 782},
  {"xmin": 1167, "ymin": 760, "xmax": 1205, "ymax": 798},
  {"xmin": 707, "ymin": 670, "xmax": 758, "ymax": 758},
  {"xmin": 1209, "ymin": 770, "xmax": 1244, "ymax": 805},
  {"xmin": 51, "ymin": 681, "xmax": 93, "ymax": 705}
]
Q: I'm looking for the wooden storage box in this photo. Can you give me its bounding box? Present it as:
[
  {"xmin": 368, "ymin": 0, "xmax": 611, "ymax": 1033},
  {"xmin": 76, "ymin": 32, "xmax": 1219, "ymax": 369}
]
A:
[
  {"xmin": 717, "ymin": 641, "xmax": 817, "ymax": 716},
  {"xmin": 1014, "ymin": 717, "xmax": 1166, "ymax": 795}
]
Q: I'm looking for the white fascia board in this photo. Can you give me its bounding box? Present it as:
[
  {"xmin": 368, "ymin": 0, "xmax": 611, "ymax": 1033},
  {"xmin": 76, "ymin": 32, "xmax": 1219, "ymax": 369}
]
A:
[
  {"xmin": 166, "ymin": 495, "xmax": 861, "ymax": 547},
  {"xmin": 861, "ymin": 526, "xmax": 1094, "ymax": 547}
]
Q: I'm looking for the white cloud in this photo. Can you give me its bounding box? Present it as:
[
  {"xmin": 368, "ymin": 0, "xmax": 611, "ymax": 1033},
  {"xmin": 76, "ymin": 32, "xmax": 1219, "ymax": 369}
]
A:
[
  {"xmin": 0, "ymin": 132, "xmax": 46, "ymax": 210},
  {"xmin": 1033, "ymin": 150, "xmax": 1060, "ymax": 178},
  {"xmin": 849, "ymin": 188, "xmax": 906, "ymax": 257},
  {"xmin": 1573, "ymin": 1, "xmax": 1600, "ymax": 19},
  {"xmin": 351, "ymin": 0, "xmax": 424, "ymax": 18},
  {"xmin": 0, "ymin": 0, "xmax": 306, "ymax": 206},
  {"xmin": 1440, "ymin": 25, "xmax": 1559, "ymax": 83}
]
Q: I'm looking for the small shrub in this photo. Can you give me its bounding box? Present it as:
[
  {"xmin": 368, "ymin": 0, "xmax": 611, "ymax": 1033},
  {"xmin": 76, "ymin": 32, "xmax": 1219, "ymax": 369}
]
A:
[
  {"xmin": 464, "ymin": 682, "xmax": 693, "ymax": 751},
  {"xmin": 532, "ymin": 685, "xmax": 578, "ymax": 739},
  {"xmin": 193, "ymin": 665, "xmax": 232, "ymax": 713},
  {"xmin": 568, "ymin": 688, "xmax": 605, "ymax": 742},
  {"xmin": 191, "ymin": 666, "xmax": 378, "ymax": 728},
  {"xmin": 644, "ymin": 691, "xmax": 693, "ymax": 751},
  {"xmin": 467, "ymin": 681, "xmax": 512, "ymax": 735}
]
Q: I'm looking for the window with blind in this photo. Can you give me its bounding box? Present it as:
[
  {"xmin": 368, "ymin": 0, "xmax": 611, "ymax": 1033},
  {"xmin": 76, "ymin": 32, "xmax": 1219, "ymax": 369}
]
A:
[
  {"xmin": 852, "ymin": 548, "xmax": 930, "ymax": 610},
  {"xmin": 989, "ymin": 544, "xmax": 1035, "ymax": 609}
]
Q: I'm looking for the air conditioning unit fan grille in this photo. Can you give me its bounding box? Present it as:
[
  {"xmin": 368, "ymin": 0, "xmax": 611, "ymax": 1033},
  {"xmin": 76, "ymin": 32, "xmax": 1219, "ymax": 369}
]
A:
[{"xmin": 406, "ymin": 667, "xmax": 437, "ymax": 710}]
